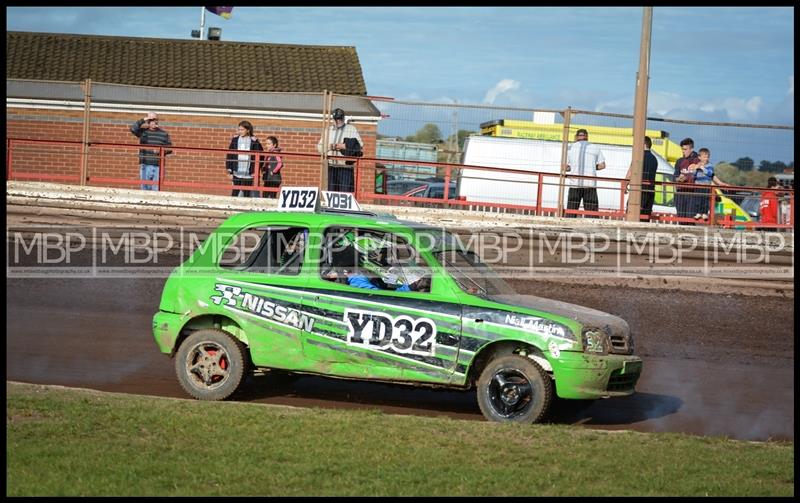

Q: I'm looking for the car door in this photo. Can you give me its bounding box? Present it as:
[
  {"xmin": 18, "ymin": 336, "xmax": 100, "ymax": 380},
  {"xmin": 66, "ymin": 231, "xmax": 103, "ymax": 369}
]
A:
[
  {"xmin": 299, "ymin": 225, "xmax": 461, "ymax": 384},
  {"xmin": 213, "ymin": 222, "xmax": 312, "ymax": 369}
]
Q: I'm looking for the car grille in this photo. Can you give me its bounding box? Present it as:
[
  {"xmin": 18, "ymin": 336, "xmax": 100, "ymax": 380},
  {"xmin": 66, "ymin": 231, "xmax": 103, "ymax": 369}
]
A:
[
  {"xmin": 607, "ymin": 368, "xmax": 640, "ymax": 392},
  {"xmin": 608, "ymin": 332, "xmax": 634, "ymax": 355}
]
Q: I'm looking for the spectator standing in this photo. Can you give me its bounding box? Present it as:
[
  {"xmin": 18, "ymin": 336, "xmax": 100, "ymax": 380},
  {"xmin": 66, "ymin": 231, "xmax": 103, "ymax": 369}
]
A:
[
  {"xmin": 624, "ymin": 135, "xmax": 660, "ymax": 220},
  {"xmin": 130, "ymin": 112, "xmax": 172, "ymax": 191},
  {"xmin": 673, "ymin": 137, "xmax": 700, "ymax": 223},
  {"xmin": 226, "ymin": 121, "xmax": 264, "ymax": 198},
  {"xmin": 565, "ymin": 128, "xmax": 606, "ymax": 218},
  {"xmin": 759, "ymin": 176, "xmax": 780, "ymax": 229},
  {"xmin": 691, "ymin": 147, "xmax": 730, "ymax": 221},
  {"xmin": 262, "ymin": 136, "xmax": 283, "ymax": 199},
  {"xmin": 317, "ymin": 108, "xmax": 363, "ymax": 193}
]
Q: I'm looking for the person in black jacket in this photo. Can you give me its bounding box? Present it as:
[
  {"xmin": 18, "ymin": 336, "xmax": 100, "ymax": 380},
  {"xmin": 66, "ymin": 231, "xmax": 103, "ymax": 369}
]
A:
[
  {"xmin": 262, "ymin": 136, "xmax": 283, "ymax": 199},
  {"xmin": 226, "ymin": 120, "xmax": 264, "ymax": 198},
  {"xmin": 624, "ymin": 135, "xmax": 660, "ymax": 220}
]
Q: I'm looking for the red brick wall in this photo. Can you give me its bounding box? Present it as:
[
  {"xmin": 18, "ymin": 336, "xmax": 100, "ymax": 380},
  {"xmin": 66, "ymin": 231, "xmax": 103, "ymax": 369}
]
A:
[{"xmin": 7, "ymin": 107, "xmax": 378, "ymax": 198}]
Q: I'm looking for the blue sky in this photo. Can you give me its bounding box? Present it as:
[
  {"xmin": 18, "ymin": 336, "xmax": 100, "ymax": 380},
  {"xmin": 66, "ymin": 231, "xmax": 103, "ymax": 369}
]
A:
[{"xmin": 6, "ymin": 6, "xmax": 795, "ymax": 162}]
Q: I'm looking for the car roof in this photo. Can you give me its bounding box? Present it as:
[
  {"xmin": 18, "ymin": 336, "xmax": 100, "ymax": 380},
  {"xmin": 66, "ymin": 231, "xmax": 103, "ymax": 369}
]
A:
[
  {"xmin": 214, "ymin": 210, "xmax": 461, "ymax": 254},
  {"xmin": 218, "ymin": 209, "xmax": 436, "ymax": 233}
]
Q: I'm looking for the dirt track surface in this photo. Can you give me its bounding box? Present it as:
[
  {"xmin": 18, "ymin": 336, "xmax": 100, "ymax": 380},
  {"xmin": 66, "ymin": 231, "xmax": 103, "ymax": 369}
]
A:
[{"xmin": 6, "ymin": 264, "xmax": 794, "ymax": 442}]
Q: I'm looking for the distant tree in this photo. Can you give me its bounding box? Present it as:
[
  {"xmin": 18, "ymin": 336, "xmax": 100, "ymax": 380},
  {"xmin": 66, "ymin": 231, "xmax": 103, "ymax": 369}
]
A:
[
  {"xmin": 757, "ymin": 160, "xmax": 787, "ymax": 173},
  {"xmin": 715, "ymin": 163, "xmax": 771, "ymax": 188},
  {"xmin": 437, "ymin": 129, "xmax": 477, "ymax": 163},
  {"xmin": 405, "ymin": 123, "xmax": 442, "ymax": 144},
  {"xmin": 741, "ymin": 171, "xmax": 771, "ymax": 188},
  {"xmin": 454, "ymin": 129, "xmax": 474, "ymax": 150},
  {"xmin": 715, "ymin": 163, "xmax": 744, "ymax": 185},
  {"xmin": 732, "ymin": 157, "xmax": 754, "ymax": 171}
]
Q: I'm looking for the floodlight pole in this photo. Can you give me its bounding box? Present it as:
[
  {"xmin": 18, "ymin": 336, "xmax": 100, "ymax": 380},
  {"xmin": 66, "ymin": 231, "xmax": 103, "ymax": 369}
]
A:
[
  {"xmin": 626, "ymin": 6, "xmax": 653, "ymax": 222},
  {"xmin": 199, "ymin": 7, "xmax": 206, "ymax": 41}
]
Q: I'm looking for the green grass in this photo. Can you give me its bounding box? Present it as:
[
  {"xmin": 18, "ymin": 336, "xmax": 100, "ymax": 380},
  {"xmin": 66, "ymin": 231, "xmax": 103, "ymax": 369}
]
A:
[{"xmin": 6, "ymin": 381, "xmax": 794, "ymax": 496}]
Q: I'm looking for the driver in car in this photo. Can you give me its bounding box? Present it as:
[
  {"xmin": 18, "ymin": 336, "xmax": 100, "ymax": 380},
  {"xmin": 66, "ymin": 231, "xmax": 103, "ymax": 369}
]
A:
[{"xmin": 324, "ymin": 231, "xmax": 429, "ymax": 292}]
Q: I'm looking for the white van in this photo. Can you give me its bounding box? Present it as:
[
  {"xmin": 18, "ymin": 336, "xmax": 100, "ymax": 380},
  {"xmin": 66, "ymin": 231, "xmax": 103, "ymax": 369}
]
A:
[{"xmin": 458, "ymin": 135, "xmax": 676, "ymax": 215}]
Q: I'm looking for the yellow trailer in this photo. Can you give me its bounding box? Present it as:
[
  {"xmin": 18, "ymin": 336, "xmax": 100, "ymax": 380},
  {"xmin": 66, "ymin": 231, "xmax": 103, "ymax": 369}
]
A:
[{"xmin": 480, "ymin": 119, "xmax": 683, "ymax": 164}]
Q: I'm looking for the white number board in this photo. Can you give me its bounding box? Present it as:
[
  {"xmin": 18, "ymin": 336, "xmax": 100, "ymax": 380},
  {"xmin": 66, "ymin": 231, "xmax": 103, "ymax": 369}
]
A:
[
  {"xmin": 277, "ymin": 187, "xmax": 320, "ymax": 212},
  {"xmin": 321, "ymin": 191, "xmax": 362, "ymax": 211}
]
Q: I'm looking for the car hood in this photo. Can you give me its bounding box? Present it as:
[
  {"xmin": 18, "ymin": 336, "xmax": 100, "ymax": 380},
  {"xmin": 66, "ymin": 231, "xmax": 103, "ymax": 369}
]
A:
[{"xmin": 489, "ymin": 294, "xmax": 628, "ymax": 333}]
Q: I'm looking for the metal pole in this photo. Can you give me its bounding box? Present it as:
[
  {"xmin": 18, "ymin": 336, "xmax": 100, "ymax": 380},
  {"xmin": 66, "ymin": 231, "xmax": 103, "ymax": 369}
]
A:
[
  {"xmin": 200, "ymin": 7, "xmax": 206, "ymax": 40},
  {"xmin": 557, "ymin": 107, "xmax": 572, "ymax": 217},
  {"xmin": 626, "ymin": 6, "xmax": 653, "ymax": 221},
  {"xmin": 7, "ymin": 138, "xmax": 13, "ymax": 181},
  {"xmin": 320, "ymin": 90, "xmax": 332, "ymax": 190},
  {"xmin": 80, "ymin": 78, "xmax": 92, "ymax": 186}
]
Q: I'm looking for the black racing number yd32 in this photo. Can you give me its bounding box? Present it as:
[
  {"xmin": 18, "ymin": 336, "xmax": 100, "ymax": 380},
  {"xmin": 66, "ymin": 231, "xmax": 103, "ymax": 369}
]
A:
[
  {"xmin": 279, "ymin": 188, "xmax": 318, "ymax": 210},
  {"xmin": 344, "ymin": 308, "xmax": 436, "ymax": 356}
]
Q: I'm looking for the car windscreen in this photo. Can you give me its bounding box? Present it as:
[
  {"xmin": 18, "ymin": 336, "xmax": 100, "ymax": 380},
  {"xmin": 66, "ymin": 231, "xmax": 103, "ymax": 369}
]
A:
[
  {"xmin": 433, "ymin": 248, "xmax": 516, "ymax": 298},
  {"xmin": 740, "ymin": 196, "xmax": 761, "ymax": 218}
]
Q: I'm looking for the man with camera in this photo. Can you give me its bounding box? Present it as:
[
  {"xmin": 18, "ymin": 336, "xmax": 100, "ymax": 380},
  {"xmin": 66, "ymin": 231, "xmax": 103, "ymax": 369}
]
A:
[{"xmin": 130, "ymin": 111, "xmax": 173, "ymax": 191}]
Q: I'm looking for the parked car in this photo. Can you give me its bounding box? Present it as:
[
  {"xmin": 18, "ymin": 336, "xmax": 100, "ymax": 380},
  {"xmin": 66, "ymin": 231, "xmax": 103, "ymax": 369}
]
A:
[
  {"xmin": 737, "ymin": 194, "xmax": 761, "ymax": 221},
  {"xmin": 403, "ymin": 181, "xmax": 460, "ymax": 200},
  {"xmin": 152, "ymin": 188, "xmax": 642, "ymax": 423},
  {"xmin": 386, "ymin": 179, "xmax": 429, "ymax": 195}
]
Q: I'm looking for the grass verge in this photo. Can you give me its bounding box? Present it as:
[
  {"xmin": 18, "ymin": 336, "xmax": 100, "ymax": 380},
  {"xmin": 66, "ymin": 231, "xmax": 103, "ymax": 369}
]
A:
[{"xmin": 6, "ymin": 381, "xmax": 794, "ymax": 496}]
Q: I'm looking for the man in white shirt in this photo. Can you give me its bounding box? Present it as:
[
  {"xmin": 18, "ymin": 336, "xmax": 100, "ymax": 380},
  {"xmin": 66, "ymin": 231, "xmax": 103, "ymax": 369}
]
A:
[
  {"xmin": 317, "ymin": 108, "xmax": 363, "ymax": 193},
  {"xmin": 566, "ymin": 128, "xmax": 606, "ymax": 218}
]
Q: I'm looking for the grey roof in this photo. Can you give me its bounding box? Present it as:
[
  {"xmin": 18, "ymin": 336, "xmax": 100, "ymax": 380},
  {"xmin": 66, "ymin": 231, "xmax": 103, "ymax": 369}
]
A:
[
  {"xmin": 7, "ymin": 30, "xmax": 368, "ymax": 95},
  {"xmin": 6, "ymin": 79, "xmax": 381, "ymax": 118}
]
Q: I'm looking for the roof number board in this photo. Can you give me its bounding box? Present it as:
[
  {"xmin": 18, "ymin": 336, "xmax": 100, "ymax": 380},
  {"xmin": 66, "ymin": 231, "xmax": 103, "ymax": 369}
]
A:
[
  {"xmin": 277, "ymin": 187, "xmax": 362, "ymax": 212},
  {"xmin": 278, "ymin": 187, "xmax": 319, "ymax": 212},
  {"xmin": 322, "ymin": 191, "xmax": 362, "ymax": 211}
]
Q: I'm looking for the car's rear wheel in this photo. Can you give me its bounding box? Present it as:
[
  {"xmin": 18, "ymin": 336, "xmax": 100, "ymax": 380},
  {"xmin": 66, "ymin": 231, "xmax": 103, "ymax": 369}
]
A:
[
  {"xmin": 175, "ymin": 329, "xmax": 246, "ymax": 401},
  {"xmin": 476, "ymin": 354, "xmax": 553, "ymax": 423}
]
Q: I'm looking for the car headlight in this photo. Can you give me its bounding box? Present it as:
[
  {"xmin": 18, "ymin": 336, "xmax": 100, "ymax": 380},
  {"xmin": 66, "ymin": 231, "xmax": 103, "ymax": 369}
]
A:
[{"xmin": 582, "ymin": 327, "xmax": 609, "ymax": 355}]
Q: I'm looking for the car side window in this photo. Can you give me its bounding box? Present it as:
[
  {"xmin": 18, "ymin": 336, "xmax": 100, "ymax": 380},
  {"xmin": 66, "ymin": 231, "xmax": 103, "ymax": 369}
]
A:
[
  {"xmin": 219, "ymin": 226, "xmax": 308, "ymax": 276},
  {"xmin": 319, "ymin": 227, "xmax": 432, "ymax": 293},
  {"xmin": 428, "ymin": 185, "xmax": 443, "ymax": 199}
]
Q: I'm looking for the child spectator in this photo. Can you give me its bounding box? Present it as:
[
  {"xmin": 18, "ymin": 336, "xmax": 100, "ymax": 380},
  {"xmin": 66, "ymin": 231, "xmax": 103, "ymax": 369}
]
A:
[
  {"xmin": 263, "ymin": 136, "xmax": 283, "ymax": 199},
  {"xmin": 691, "ymin": 147, "xmax": 729, "ymax": 220}
]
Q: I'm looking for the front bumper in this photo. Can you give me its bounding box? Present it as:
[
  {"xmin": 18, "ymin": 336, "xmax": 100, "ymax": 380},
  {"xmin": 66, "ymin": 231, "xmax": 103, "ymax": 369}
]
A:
[
  {"xmin": 551, "ymin": 351, "xmax": 643, "ymax": 399},
  {"xmin": 152, "ymin": 310, "xmax": 186, "ymax": 355}
]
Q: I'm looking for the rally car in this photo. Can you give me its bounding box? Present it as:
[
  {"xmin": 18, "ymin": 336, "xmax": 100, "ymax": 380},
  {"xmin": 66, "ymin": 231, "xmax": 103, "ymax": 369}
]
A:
[{"xmin": 152, "ymin": 188, "xmax": 642, "ymax": 423}]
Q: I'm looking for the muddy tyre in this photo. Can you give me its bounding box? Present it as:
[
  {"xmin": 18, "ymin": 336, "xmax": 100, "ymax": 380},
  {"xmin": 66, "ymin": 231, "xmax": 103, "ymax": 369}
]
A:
[
  {"xmin": 175, "ymin": 329, "xmax": 247, "ymax": 401},
  {"xmin": 476, "ymin": 354, "xmax": 553, "ymax": 423}
]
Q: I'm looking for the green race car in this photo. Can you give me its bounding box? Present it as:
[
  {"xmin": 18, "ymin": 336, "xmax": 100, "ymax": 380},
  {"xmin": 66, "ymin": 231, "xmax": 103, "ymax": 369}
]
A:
[{"xmin": 153, "ymin": 192, "xmax": 641, "ymax": 423}]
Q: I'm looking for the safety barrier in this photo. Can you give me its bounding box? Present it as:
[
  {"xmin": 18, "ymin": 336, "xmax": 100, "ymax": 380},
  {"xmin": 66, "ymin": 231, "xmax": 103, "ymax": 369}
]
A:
[
  {"xmin": 354, "ymin": 156, "xmax": 794, "ymax": 230},
  {"xmin": 6, "ymin": 137, "xmax": 794, "ymax": 230}
]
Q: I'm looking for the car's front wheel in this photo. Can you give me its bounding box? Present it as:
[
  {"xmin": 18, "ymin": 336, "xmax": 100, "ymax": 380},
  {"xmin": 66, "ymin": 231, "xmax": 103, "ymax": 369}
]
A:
[
  {"xmin": 175, "ymin": 329, "xmax": 247, "ymax": 401},
  {"xmin": 476, "ymin": 354, "xmax": 553, "ymax": 423}
]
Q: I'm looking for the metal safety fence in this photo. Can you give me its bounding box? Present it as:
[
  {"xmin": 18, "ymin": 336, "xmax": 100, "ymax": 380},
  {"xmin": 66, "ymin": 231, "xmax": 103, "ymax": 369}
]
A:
[
  {"xmin": 7, "ymin": 137, "xmax": 794, "ymax": 231},
  {"xmin": 6, "ymin": 83, "xmax": 795, "ymax": 230}
]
